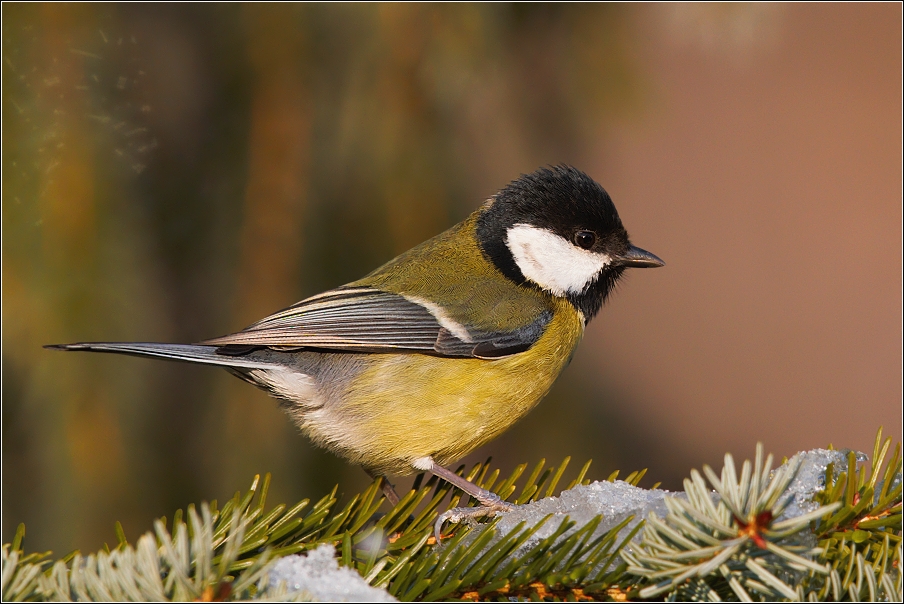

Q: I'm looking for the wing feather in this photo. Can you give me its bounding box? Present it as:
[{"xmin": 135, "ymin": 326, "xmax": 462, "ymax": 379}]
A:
[{"xmin": 201, "ymin": 287, "xmax": 550, "ymax": 358}]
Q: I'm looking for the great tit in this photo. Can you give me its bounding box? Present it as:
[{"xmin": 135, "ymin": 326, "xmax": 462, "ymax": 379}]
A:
[{"xmin": 48, "ymin": 165, "xmax": 664, "ymax": 536}]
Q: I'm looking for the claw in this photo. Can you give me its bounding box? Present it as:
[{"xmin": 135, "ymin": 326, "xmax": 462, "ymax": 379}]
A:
[
  {"xmin": 418, "ymin": 457, "xmax": 516, "ymax": 541},
  {"xmin": 433, "ymin": 501, "xmax": 515, "ymax": 542}
]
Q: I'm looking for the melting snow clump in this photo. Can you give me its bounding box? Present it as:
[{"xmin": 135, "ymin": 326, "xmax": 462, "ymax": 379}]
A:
[
  {"xmin": 268, "ymin": 543, "xmax": 397, "ymax": 602},
  {"xmin": 778, "ymin": 448, "xmax": 855, "ymax": 520},
  {"xmin": 489, "ymin": 479, "xmax": 679, "ymax": 553}
]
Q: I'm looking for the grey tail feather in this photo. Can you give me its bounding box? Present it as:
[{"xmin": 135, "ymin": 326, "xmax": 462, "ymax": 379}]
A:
[{"xmin": 44, "ymin": 342, "xmax": 277, "ymax": 370}]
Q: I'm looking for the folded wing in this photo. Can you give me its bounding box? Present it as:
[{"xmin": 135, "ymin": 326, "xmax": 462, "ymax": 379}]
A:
[{"xmin": 202, "ymin": 286, "xmax": 550, "ymax": 359}]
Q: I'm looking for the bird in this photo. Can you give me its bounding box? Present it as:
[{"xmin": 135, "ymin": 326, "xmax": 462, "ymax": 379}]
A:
[{"xmin": 48, "ymin": 165, "xmax": 664, "ymax": 538}]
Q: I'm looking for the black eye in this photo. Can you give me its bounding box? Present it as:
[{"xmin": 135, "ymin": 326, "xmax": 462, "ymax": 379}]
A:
[{"xmin": 574, "ymin": 230, "xmax": 596, "ymax": 250}]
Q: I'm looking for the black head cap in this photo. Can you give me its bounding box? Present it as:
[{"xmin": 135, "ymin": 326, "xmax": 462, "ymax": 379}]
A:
[{"xmin": 476, "ymin": 165, "xmax": 663, "ymax": 321}]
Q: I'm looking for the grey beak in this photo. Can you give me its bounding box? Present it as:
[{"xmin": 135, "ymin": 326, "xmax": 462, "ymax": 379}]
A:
[{"xmin": 617, "ymin": 245, "xmax": 665, "ymax": 268}]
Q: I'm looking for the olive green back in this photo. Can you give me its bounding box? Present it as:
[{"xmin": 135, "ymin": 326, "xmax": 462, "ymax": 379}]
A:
[{"xmin": 352, "ymin": 209, "xmax": 555, "ymax": 332}]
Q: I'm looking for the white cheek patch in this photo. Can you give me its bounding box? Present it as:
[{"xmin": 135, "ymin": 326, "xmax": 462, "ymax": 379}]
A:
[{"xmin": 505, "ymin": 224, "xmax": 612, "ymax": 296}]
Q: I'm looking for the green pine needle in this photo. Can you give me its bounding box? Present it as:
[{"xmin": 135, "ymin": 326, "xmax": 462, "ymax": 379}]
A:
[{"xmin": 2, "ymin": 428, "xmax": 901, "ymax": 601}]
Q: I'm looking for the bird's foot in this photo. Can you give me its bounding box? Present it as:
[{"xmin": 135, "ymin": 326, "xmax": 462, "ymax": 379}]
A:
[
  {"xmin": 434, "ymin": 496, "xmax": 514, "ymax": 542},
  {"xmin": 417, "ymin": 457, "xmax": 517, "ymax": 541}
]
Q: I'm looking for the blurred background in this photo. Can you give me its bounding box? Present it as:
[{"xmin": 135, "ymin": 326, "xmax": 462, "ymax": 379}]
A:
[{"xmin": 3, "ymin": 3, "xmax": 900, "ymax": 556}]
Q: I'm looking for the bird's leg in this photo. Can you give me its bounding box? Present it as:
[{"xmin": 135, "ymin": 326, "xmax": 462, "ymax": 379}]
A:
[
  {"xmin": 364, "ymin": 469, "xmax": 402, "ymax": 507},
  {"xmin": 423, "ymin": 458, "xmax": 514, "ymax": 541}
]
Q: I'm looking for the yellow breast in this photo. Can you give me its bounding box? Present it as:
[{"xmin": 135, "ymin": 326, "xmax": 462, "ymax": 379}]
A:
[{"xmin": 300, "ymin": 297, "xmax": 584, "ymax": 476}]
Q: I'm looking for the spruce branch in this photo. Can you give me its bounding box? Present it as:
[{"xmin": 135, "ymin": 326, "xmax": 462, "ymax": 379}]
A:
[
  {"xmin": 624, "ymin": 442, "xmax": 840, "ymax": 600},
  {"xmin": 2, "ymin": 428, "xmax": 901, "ymax": 601},
  {"xmin": 622, "ymin": 430, "xmax": 902, "ymax": 602}
]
